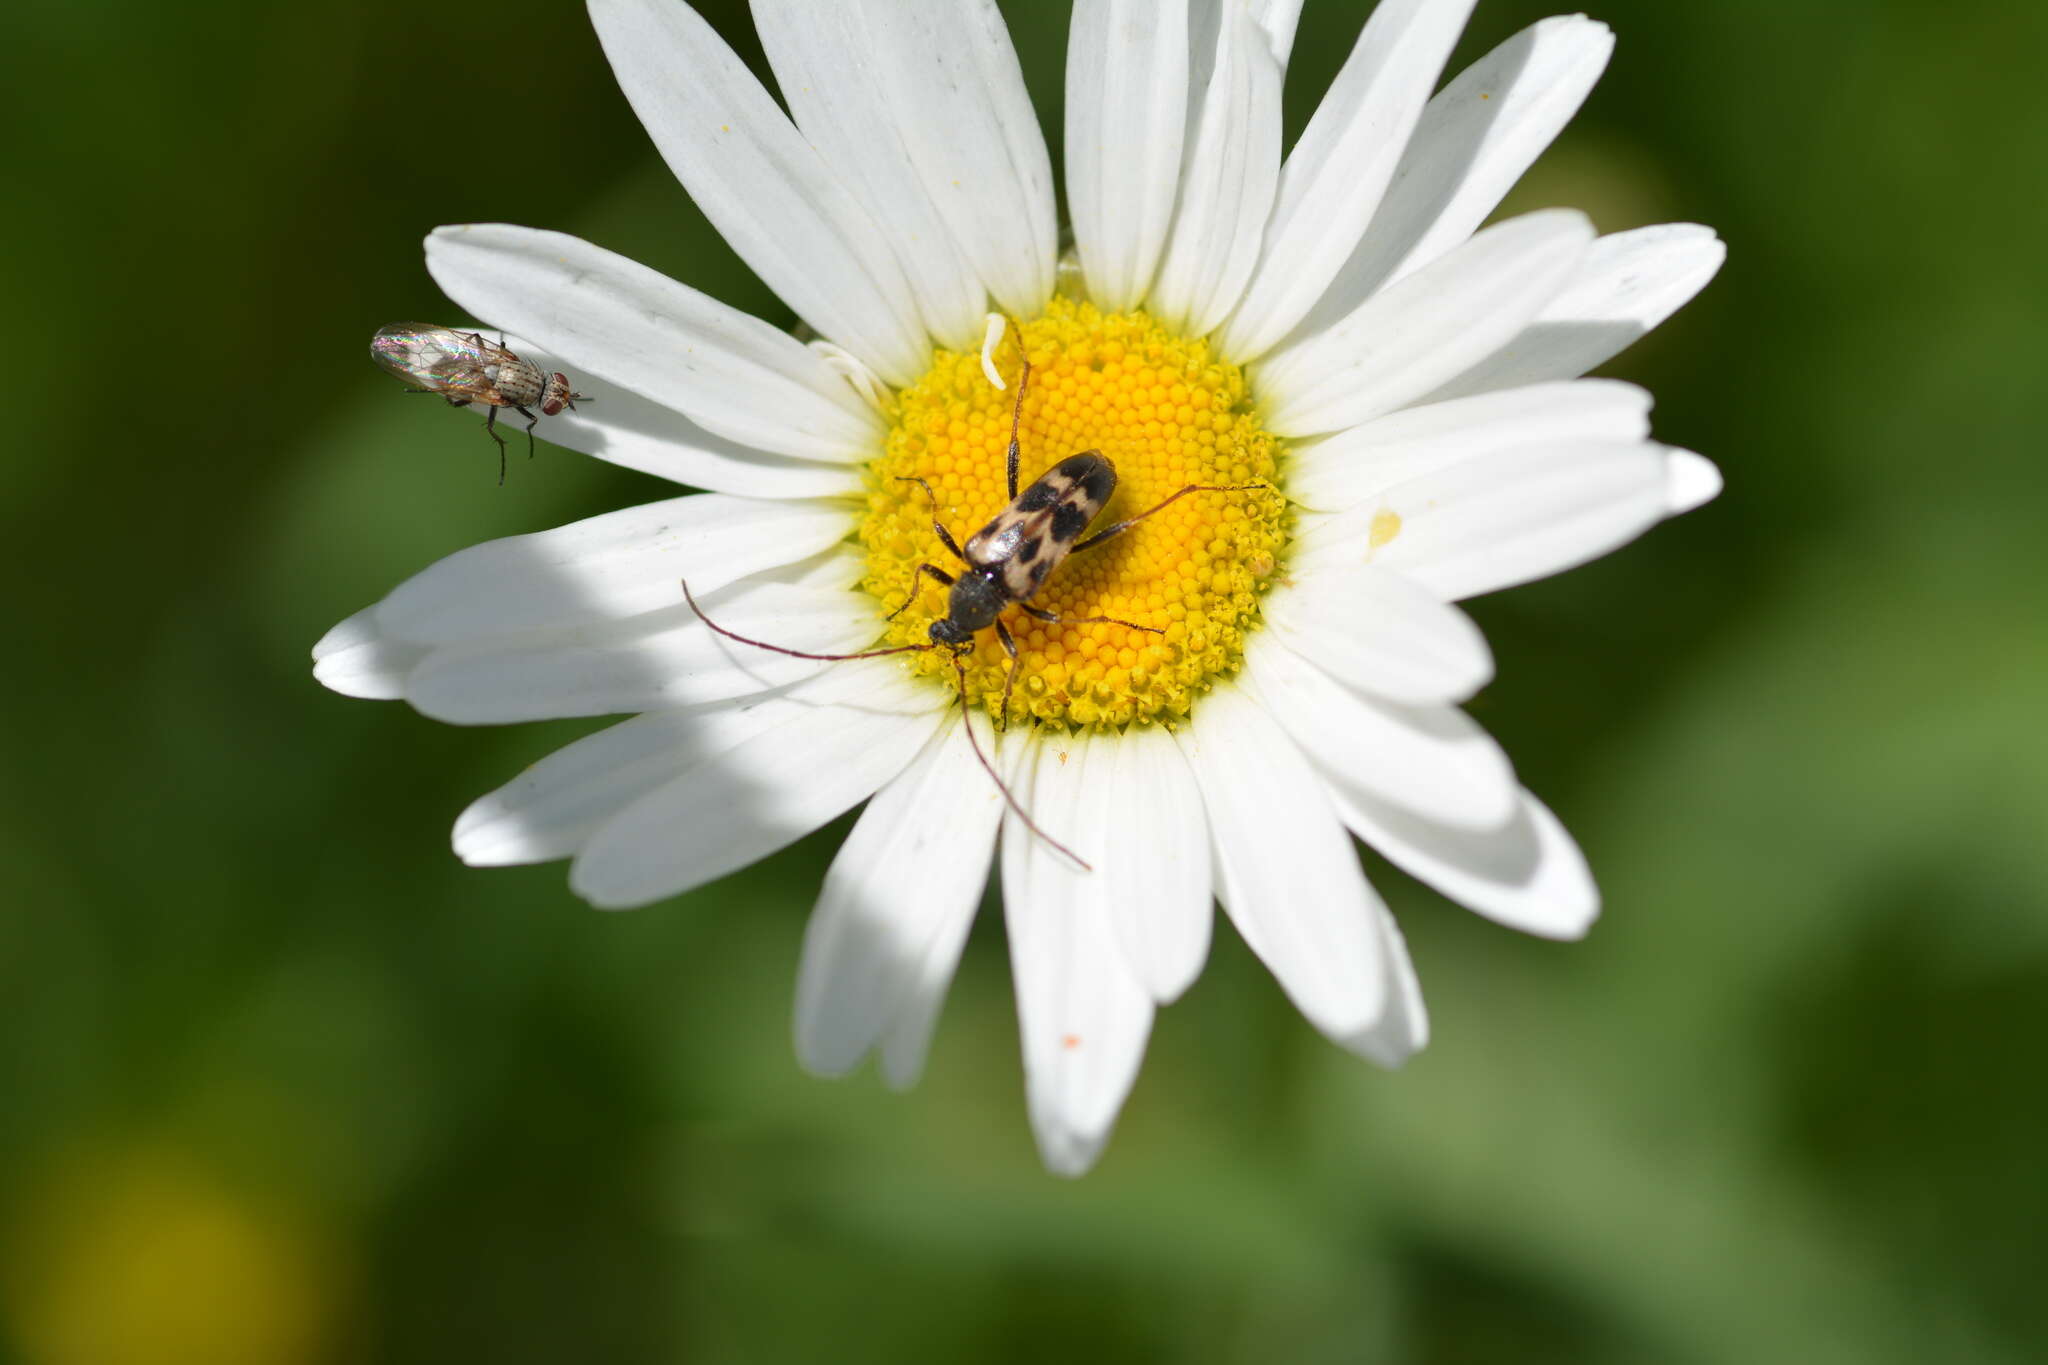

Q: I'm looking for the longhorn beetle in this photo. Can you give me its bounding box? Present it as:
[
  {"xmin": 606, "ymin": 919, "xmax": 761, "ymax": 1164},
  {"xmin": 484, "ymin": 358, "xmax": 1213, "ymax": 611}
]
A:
[{"xmin": 682, "ymin": 328, "xmax": 1267, "ymax": 869}]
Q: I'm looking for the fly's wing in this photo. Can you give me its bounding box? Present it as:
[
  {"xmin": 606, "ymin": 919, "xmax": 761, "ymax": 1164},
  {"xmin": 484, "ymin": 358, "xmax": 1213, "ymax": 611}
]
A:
[{"xmin": 369, "ymin": 324, "xmax": 513, "ymax": 401}]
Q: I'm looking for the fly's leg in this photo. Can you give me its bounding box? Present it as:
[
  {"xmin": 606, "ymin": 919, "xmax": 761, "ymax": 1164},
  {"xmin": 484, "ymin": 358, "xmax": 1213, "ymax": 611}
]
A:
[
  {"xmin": 883, "ymin": 563, "xmax": 956, "ymax": 622},
  {"xmin": 894, "ymin": 476, "xmax": 968, "ymax": 563},
  {"xmin": 481, "ymin": 405, "xmax": 508, "ymax": 485},
  {"xmin": 1071, "ymin": 482, "xmax": 1271, "ymax": 554},
  {"xmin": 513, "ymin": 404, "xmax": 540, "ymax": 460},
  {"xmin": 993, "ymin": 617, "xmax": 1020, "ymax": 731},
  {"xmin": 1014, "ymin": 601, "xmax": 1164, "ymax": 636}
]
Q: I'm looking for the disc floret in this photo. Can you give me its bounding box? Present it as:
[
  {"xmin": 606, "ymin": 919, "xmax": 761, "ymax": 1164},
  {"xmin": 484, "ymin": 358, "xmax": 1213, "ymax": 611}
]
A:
[{"xmin": 860, "ymin": 298, "xmax": 1289, "ymax": 729}]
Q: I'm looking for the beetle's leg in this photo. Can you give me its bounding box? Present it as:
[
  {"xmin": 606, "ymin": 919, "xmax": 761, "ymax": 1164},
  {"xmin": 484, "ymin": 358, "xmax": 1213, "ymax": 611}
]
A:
[
  {"xmin": 438, "ymin": 395, "xmax": 471, "ymax": 407},
  {"xmin": 993, "ymin": 617, "xmax": 1020, "ymax": 731},
  {"xmin": 481, "ymin": 405, "xmax": 508, "ymax": 485},
  {"xmin": 1014, "ymin": 601, "xmax": 1164, "ymax": 636},
  {"xmin": 883, "ymin": 562, "xmax": 956, "ymax": 622},
  {"xmin": 1003, "ymin": 331, "xmax": 1032, "ymax": 500},
  {"xmin": 1071, "ymin": 482, "xmax": 1271, "ymax": 554},
  {"xmin": 513, "ymin": 405, "xmax": 540, "ymax": 461},
  {"xmin": 894, "ymin": 476, "xmax": 968, "ymax": 563}
]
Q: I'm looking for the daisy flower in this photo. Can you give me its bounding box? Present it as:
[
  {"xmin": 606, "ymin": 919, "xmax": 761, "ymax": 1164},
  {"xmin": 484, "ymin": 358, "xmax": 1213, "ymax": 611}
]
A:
[{"xmin": 316, "ymin": 0, "xmax": 1724, "ymax": 1174}]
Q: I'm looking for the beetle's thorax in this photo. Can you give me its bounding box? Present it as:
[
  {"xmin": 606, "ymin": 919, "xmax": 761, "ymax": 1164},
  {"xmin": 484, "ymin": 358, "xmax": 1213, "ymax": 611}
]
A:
[{"xmin": 942, "ymin": 569, "xmax": 1007, "ymax": 635}]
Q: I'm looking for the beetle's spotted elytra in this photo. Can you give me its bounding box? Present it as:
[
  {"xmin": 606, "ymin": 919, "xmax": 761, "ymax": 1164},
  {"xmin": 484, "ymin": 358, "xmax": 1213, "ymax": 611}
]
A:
[
  {"xmin": 681, "ymin": 321, "xmax": 1270, "ymax": 869},
  {"xmin": 370, "ymin": 324, "xmax": 588, "ymax": 483}
]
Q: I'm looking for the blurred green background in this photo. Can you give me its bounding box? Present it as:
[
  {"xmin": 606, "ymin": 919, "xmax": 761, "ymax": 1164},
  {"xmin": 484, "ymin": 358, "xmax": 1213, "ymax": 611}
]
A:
[{"xmin": 6, "ymin": 0, "xmax": 2045, "ymax": 1361}]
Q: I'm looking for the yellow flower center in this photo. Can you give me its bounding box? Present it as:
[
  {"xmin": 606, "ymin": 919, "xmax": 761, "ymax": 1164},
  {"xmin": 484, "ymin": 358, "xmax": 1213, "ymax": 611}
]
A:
[{"xmin": 859, "ymin": 297, "xmax": 1289, "ymax": 729}]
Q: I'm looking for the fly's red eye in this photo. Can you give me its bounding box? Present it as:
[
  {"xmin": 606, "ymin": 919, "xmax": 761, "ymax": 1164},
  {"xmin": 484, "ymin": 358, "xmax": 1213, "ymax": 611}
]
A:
[{"xmin": 541, "ymin": 374, "xmax": 572, "ymax": 416}]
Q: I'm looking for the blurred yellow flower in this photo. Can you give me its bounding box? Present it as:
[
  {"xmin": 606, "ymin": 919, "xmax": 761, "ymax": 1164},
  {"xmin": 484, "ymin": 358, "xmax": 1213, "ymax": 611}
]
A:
[{"xmin": 5, "ymin": 1147, "xmax": 341, "ymax": 1365}]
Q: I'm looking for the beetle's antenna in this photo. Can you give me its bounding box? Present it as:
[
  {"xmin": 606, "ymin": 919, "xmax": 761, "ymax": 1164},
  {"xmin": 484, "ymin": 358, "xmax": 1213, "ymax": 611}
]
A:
[
  {"xmin": 948, "ymin": 652, "xmax": 1091, "ymax": 873},
  {"xmin": 681, "ymin": 578, "xmax": 1092, "ymax": 873},
  {"xmin": 681, "ymin": 579, "xmax": 934, "ymax": 662}
]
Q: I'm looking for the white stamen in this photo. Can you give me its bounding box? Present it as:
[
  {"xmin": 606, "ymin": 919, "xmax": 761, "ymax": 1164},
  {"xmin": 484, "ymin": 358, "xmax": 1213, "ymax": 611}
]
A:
[
  {"xmin": 809, "ymin": 339, "xmax": 889, "ymax": 412},
  {"xmin": 980, "ymin": 313, "xmax": 1008, "ymax": 391}
]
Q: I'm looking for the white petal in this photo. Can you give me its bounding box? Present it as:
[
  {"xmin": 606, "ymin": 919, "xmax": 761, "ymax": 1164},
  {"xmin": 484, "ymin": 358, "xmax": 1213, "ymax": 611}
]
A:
[
  {"xmin": 311, "ymin": 606, "xmax": 379, "ymax": 661},
  {"xmin": 1666, "ymin": 448, "xmax": 1724, "ymax": 514},
  {"xmin": 875, "ymin": 921, "xmax": 971, "ymax": 1089},
  {"xmin": 1289, "ymin": 16, "xmax": 1614, "ymax": 339},
  {"xmin": 312, "ymin": 606, "xmax": 426, "ymax": 700},
  {"xmin": 453, "ymin": 690, "xmax": 809, "ymax": 868},
  {"xmin": 1296, "ymin": 440, "xmax": 1676, "ymax": 602},
  {"xmin": 841, "ymin": 0, "xmax": 1058, "ymax": 317},
  {"xmin": 1065, "ymin": 0, "xmax": 1189, "ymax": 313},
  {"xmin": 1243, "ymin": 638, "xmax": 1515, "ymax": 831},
  {"xmin": 1329, "ymin": 783, "xmax": 1599, "ymax": 940},
  {"xmin": 1176, "ymin": 680, "xmax": 1388, "ymax": 1045},
  {"xmin": 1286, "ymin": 379, "xmax": 1652, "ymax": 514},
  {"xmin": 1245, "ymin": 0, "xmax": 1307, "ymax": 65},
  {"xmin": 588, "ymin": 0, "xmax": 929, "ymax": 383},
  {"xmin": 1217, "ymin": 0, "xmax": 1478, "ymax": 361},
  {"xmin": 425, "ymin": 225, "xmax": 881, "ymax": 463},
  {"xmin": 1018, "ymin": 727, "xmax": 1213, "ymax": 1003},
  {"xmin": 404, "ymin": 567, "xmax": 877, "ymax": 724},
  {"xmin": 1259, "ymin": 210, "xmax": 1593, "ymax": 438},
  {"xmin": 492, "ymin": 335, "xmax": 863, "ymax": 499},
  {"xmin": 1348, "ymin": 904, "xmax": 1430, "ymax": 1066},
  {"xmin": 751, "ymin": 0, "xmax": 989, "ymax": 351},
  {"xmin": 569, "ymin": 660, "xmax": 942, "ymax": 909},
  {"xmin": 876, "ymin": 899, "xmax": 982, "ymax": 1091},
  {"xmin": 1146, "ymin": 1, "xmax": 1284, "ymax": 336},
  {"xmin": 1086, "ymin": 726, "xmax": 1214, "ymax": 1003},
  {"xmin": 1427, "ymin": 223, "xmax": 1728, "ymax": 401},
  {"xmin": 372, "ymin": 494, "xmax": 850, "ymax": 646},
  {"xmin": 1002, "ymin": 738, "xmax": 1155, "ymax": 1177},
  {"xmin": 794, "ymin": 713, "xmax": 1003, "ymax": 1081},
  {"xmin": 1264, "ymin": 563, "xmax": 1493, "ymax": 705}
]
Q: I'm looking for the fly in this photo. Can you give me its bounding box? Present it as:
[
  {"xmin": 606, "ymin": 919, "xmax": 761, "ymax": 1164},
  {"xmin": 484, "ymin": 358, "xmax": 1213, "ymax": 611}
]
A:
[{"xmin": 370, "ymin": 324, "xmax": 586, "ymax": 483}]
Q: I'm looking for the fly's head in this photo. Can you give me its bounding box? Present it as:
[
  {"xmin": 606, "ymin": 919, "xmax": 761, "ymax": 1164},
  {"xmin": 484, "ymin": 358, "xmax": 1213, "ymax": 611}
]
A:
[{"xmin": 540, "ymin": 372, "xmax": 585, "ymax": 416}]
